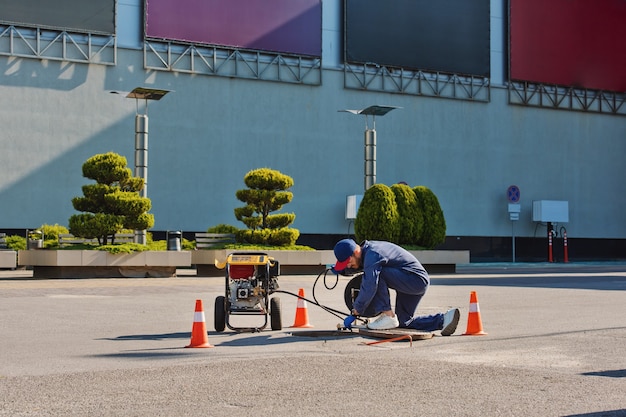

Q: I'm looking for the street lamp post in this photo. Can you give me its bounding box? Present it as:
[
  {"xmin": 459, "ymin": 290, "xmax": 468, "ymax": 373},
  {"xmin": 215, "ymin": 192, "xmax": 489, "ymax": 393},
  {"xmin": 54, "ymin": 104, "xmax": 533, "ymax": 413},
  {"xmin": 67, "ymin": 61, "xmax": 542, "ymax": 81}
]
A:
[
  {"xmin": 115, "ymin": 87, "xmax": 171, "ymax": 244},
  {"xmin": 339, "ymin": 105, "xmax": 400, "ymax": 191}
]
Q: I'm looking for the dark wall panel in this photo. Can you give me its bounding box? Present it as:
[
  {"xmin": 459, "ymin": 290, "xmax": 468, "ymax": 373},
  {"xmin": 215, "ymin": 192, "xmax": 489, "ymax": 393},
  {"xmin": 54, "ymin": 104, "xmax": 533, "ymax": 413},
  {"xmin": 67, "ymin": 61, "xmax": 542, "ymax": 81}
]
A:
[
  {"xmin": 145, "ymin": 0, "xmax": 322, "ymax": 57},
  {"xmin": 510, "ymin": 0, "xmax": 626, "ymax": 92},
  {"xmin": 345, "ymin": 0, "xmax": 490, "ymax": 77},
  {"xmin": 0, "ymin": 0, "xmax": 115, "ymax": 34}
]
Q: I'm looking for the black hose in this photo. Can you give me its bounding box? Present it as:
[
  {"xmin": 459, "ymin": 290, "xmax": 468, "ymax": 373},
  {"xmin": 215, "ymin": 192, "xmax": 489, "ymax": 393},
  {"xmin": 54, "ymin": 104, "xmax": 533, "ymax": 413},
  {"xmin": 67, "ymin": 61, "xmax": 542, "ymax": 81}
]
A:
[{"xmin": 273, "ymin": 267, "xmax": 367, "ymax": 325}]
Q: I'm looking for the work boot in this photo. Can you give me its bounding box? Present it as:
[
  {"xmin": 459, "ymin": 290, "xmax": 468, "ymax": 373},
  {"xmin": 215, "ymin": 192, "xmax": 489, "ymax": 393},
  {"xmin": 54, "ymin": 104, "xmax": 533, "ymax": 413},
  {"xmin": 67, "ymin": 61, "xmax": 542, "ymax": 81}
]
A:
[
  {"xmin": 367, "ymin": 314, "xmax": 399, "ymax": 330},
  {"xmin": 441, "ymin": 308, "xmax": 460, "ymax": 336}
]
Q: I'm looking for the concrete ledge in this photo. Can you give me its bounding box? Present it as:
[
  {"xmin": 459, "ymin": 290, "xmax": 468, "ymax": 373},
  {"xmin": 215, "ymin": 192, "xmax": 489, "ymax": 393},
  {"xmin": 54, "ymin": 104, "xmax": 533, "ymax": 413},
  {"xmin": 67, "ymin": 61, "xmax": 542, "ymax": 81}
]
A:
[
  {"xmin": 409, "ymin": 250, "xmax": 470, "ymax": 273},
  {"xmin": 193, "ymin": 249, "xmax": 470, "ymax": 276},
  {"xmin": 17, "ymin": 250, "xmax": 192, "ymax": 278},
  {"xmin": 15, "ymin": 249, "xmax": 469, "ymax": 278},
  {"xmin": 0, "ymin": 251, "xmax": 17, "ymax": 269}
]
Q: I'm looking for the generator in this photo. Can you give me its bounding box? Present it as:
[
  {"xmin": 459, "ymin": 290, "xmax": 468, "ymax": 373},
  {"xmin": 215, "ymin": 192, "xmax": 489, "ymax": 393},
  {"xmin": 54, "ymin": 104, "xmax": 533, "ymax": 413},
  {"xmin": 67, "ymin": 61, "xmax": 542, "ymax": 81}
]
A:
[{"xmin": 214, "ymin": 252, "xmax": 281, "ymax": 332}]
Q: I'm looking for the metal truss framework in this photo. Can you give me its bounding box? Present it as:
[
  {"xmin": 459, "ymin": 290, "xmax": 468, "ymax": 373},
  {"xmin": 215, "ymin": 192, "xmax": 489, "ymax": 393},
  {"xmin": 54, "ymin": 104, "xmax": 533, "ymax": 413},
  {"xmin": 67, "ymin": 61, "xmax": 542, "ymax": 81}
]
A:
[
  {"xmin": 344, "ymin": 63, "xmax": 491, "ymax": 102},
  {"xmin": 508, "ymin": 82, "xmax": 626, "ymax": 116},
  {"xmin": 2, "ymin": 25, "xmax": 622, "ymax": 118},
  {"xmin": 0, "ymin": 24, "xmax": 116, "ymax": 65},
  {"xmin": 144, "ymin": 40, "xmax": 322, "ymax": 86}
]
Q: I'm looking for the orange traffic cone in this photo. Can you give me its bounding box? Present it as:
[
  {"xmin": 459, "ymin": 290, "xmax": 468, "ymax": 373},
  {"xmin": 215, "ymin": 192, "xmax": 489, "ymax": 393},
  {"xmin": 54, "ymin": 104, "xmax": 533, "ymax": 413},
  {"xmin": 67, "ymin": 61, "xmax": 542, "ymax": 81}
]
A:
[
  {"xmin": 185, "ymin": 299, "xmax": 214, "ymax": 348},
  {"xmin": 463, "ymin": 291, "xmax": 487, "ymax": 336},
  {"xmin": 290, "ymin": 288, "xmax": 313, "ymax": 328}
]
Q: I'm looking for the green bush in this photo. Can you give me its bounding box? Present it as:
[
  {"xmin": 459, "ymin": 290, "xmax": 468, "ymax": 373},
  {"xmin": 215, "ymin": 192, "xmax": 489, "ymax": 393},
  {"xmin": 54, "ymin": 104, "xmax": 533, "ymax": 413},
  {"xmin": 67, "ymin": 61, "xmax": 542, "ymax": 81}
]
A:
[
  {"xmin": 139, "ymin": 237, "xmax": 193, "ymax": 251},
  {"xmin": 413, "ymin": 185, "xmax": 446, "ymax": 249},
  {"xmin": 391, "ymin": 184, "xmax": 424, "ymax": 245},
  {"xmin": 267, "ymin": 228, "xmax": 299, "ymax": 246},
  {"xmin": 38, "ymin": 224, "xmax": 69, "ymax": 242},
  {"xmin": 266, "ymin": 213, "xmax": 296, "ymax": 229},
  {"xmin": 181, "ymin": 238, "xmax": 195, "ymax": 250},
  {"xmin": 69, "ymin": 213, "xmax": 123, "ymax": 242},
  {"xmin": 353, "ymin": 183, "xmax": 446, "ymax": 248},
  {"xmin": 96, "ymin": 243, "xmax": 149, "ymax": 254},
  {"xmin": 235, "ymin": 228, "xmax": 299, "ymax": 247},
  {"xmin": 354, "ymin": 184, "xmax": 400, "ymax": 242},
  {"xmin": 5, "ymin": 235, "xmax": 26, "ymax": 251},
  {"xmin": 30, "ymin": 224, "xmax": 69, "ymax": 248},
  {"xmin": 207, "ymin": 224, "xmax": 239, "ymax": 234},
  {"xmin": 236, "ymin": 229, "xmax": 265, "ymax": 245}
]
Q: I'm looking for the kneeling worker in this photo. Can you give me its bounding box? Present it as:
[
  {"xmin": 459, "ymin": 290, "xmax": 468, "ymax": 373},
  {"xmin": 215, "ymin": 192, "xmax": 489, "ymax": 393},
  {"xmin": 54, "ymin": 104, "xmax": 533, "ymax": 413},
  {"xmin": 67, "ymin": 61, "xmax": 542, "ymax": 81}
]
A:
[{"xmin": 333, "ymin": 238, "xmax": 460, "ymax": 335}]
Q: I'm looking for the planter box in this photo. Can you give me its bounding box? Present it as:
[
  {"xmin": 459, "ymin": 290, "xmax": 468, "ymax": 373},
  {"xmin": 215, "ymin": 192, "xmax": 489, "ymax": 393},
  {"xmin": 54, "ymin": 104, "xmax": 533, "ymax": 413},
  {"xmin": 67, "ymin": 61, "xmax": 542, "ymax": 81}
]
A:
[
  {"xmin": 16, "ymin": 248, "xmax": 469, "ymax": 278},
  {"xmin": 192, "ymin": 249, "xmax": 469, "ymax": 276},
  {"xmin": 0, "ymin": 251, "xmax": 17, "ymax": 269},
  {"xmin": 18, "ymin": 250, "xmax": 192, "ymax": 278}
]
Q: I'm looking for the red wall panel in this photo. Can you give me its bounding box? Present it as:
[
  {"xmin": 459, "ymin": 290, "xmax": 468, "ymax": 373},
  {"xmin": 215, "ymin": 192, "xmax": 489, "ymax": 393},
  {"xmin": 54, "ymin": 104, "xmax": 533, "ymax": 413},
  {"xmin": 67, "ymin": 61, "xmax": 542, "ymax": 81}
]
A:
[
  {"xmin": 510, "ymin": 0, "xmax": 626, "ymax": 92},
  {"xmin": 145, "ymin": 0, "xmax": 321, "ymax": 57}
]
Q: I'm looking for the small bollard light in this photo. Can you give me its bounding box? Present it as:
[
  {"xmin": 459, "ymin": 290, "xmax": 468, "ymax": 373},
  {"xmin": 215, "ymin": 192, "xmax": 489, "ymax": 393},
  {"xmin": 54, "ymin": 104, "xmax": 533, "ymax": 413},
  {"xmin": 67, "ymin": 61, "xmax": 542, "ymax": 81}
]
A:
[{"xmin": 167, "ymin": 230, "xmax": 182, "ymax": 251}]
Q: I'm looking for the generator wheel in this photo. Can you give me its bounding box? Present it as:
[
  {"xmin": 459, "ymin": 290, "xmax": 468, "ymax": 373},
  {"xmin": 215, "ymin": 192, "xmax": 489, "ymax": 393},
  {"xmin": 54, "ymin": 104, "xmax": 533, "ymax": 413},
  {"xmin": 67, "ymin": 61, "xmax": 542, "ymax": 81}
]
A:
[
  {"xmin": 270, "ymin": 297, "xmax": 282, "ymax": 331},
  {"xmin": 214, "ymin": 296, "xmax": 226, "ymax": 332}
]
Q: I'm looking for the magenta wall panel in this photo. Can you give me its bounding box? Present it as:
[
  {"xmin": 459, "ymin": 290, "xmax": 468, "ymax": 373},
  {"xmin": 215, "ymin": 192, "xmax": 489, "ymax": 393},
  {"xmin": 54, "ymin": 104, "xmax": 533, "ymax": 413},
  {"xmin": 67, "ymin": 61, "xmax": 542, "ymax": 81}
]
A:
[
  {"xmin": 145, "ymin": 0, "xmax": 321, "ymax": 57},
  {"xmin": 510, "ymin": 0, "xmax": 626, "ymax": 92}
]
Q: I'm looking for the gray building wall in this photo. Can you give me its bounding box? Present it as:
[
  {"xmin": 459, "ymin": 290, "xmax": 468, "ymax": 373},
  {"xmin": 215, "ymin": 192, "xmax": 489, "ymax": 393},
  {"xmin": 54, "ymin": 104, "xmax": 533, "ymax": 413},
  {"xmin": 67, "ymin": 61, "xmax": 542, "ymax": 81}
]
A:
[{"xmin": 1, "ymin": 0, "xmax": 624, "ymax": 241}]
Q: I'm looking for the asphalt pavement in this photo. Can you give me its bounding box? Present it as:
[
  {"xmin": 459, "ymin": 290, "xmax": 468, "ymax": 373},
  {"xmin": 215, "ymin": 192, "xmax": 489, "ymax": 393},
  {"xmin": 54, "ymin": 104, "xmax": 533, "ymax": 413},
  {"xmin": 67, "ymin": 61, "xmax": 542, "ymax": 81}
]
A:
[{"xmin": 1, "ymin": 263, "xmax": 625, "ymax": 416}]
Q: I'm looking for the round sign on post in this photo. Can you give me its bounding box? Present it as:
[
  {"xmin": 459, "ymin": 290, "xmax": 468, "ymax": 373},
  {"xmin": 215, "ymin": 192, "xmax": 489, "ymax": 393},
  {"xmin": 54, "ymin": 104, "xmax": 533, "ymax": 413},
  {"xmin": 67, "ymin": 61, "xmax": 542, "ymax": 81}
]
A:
[{"xmin": 507, "ymin": 185, "xmax": 520, "ymax": 203}]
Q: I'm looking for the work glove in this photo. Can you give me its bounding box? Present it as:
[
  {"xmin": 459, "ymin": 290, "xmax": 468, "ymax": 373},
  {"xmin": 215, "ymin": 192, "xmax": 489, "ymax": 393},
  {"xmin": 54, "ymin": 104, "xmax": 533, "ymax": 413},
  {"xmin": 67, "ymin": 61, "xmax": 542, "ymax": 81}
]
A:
[{"xmin": 343, "ymin": 315, "xmax": 357, "ymax": 329}]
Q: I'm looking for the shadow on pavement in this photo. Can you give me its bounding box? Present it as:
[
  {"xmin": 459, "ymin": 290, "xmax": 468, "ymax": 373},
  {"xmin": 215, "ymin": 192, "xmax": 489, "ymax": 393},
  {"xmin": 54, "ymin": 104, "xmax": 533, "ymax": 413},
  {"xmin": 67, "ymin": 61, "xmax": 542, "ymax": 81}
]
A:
[
  {"xmin": 564, "ymin": 410, "xmax": 626, "ymax": 417},
  {"xmin": 581, "ymin": 369, "xmax": 626, "ymax": 378},
  {"xmin": 431, "ymin": 275, "xmax": 626, "ymax": 291}
]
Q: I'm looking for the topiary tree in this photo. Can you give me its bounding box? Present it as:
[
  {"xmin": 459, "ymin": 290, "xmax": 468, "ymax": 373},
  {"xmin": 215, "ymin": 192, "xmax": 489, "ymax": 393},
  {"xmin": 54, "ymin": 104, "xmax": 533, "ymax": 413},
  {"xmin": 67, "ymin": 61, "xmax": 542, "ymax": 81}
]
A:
[
  {"xmin": 391, "ymin": 183, "xmax": 424, "ymax": 245},
  {"xmin": 354, "ymin": 184, "xmax": 400, "ymax": 243},
  {"xmin": 413, "ymin": 185, "xmax": 446, "ymax": 249},
  {"xmin": 233, "ymin": 168, "xmax": 299, "ymax": 246},
  {"xmin": 69, "ymin": 152, "xmax": 154, "ymax": 245}
]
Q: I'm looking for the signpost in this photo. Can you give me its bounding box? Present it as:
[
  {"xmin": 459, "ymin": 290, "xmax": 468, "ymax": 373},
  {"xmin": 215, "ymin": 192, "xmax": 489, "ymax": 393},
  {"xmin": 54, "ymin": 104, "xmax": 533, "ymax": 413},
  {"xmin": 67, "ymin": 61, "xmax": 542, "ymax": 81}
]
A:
[{"xmin": 507, "ymin": 185, "xmax": 521, "ymax": 262}]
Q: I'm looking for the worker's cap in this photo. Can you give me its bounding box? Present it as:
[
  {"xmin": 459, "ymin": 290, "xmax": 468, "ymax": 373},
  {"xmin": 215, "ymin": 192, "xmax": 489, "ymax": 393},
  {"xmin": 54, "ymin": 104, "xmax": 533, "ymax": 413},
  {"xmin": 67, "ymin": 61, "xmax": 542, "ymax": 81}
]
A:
[{"xmin": 332, "ymin": 239, "xmax": 358, "ymax": 272}]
